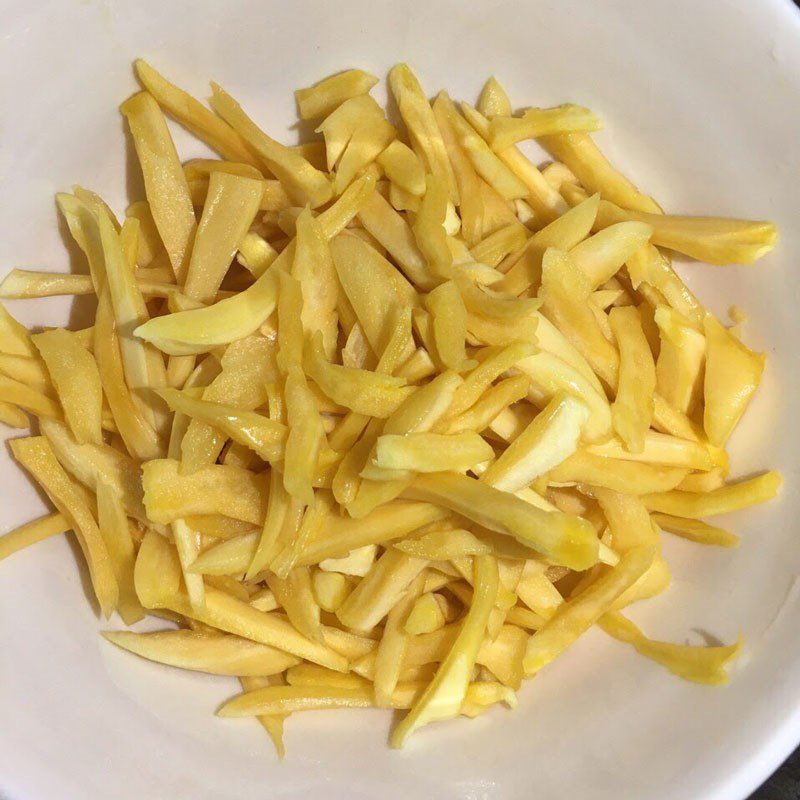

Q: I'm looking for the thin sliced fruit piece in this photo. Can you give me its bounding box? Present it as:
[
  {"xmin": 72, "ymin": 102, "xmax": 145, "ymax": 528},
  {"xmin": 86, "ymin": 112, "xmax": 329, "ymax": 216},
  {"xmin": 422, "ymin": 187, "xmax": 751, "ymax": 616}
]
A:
[
  {"xmin": 120, "ymin": 91, "xmax": 196, "ymax": 280},
  {"xmin": 10, "ymin": 436, "xmax": 118, "ymax": 616},
  {"xmin": 642, "ymin": 472, "xmax": 781, "ymax": 517},
  {"xmin": 609, "ymin": 305, "xmax": 656, "ymax": 453},
  {"xmin": 703, "ymin": 313, "xmax": 764, "ymax": 446},
  {"xmin": 481, "ymin": 393, "xmax": 589, "ymax": 492},
  {"xmin": 488, "ymin": 105, "xmax": 602, "ymax": 150},
  {"xmin": 103, "ymin": 629, "xmax": 300, "ymax": 676},
  {"xmin": 389, "ymin": 554, "xmax": 498, "ymax": 747},
  {"xmin": 210, "ymin": 83, "xmax": 332, "ymax": 208},
  {"xmin": 32, "ymin": 328, "xmax": 103, "ymax": 445},
  {"xmin": 0, "ymin": 512, "xmax": 69, "ymax": 563},
  {"xmin": 296, "ymin": 69, "xmax": 379, "ymax": 120},
  {"xmin": 389, "ymin": 63, "xmax": 459, "ymax": 204},
  {"xmin": 135, "ymin": 60, "xmax": 259, "ymax": 165},
  {"xmin": 406, "ymin": 472, "xmax": 599, "ymax": 570},
  {"xmin": 523, "ymin": 545, "xmax": 656, "ymax": 675}
]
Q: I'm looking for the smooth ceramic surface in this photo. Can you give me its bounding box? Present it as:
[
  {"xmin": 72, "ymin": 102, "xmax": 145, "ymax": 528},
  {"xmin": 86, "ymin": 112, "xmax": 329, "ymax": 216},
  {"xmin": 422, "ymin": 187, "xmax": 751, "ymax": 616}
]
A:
[{"xmin": 1, "ymin": 1, "xmax": 799, "ymax": 798}]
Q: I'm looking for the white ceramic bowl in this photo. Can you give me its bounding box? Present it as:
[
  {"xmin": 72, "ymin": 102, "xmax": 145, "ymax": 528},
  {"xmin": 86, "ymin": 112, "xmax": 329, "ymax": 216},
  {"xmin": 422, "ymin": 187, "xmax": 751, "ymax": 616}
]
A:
[{"xmin": 1, "ymin": 1, "xmax": 799, "ymax": 797}]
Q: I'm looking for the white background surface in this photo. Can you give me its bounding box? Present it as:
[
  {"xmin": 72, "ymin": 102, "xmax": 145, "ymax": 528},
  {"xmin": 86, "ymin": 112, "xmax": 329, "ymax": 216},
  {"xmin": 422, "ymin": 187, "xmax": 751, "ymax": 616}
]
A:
[{"xmin": 0, "ymin": 1, "xmax": 799, "ymax": 798}]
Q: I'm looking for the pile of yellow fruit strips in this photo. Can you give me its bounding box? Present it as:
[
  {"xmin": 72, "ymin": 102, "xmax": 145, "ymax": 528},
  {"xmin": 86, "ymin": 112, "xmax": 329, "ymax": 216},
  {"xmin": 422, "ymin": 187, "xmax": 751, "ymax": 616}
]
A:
[{"xmin": 0, "ymin": 61, "xmax": 780, "ymax": 755}]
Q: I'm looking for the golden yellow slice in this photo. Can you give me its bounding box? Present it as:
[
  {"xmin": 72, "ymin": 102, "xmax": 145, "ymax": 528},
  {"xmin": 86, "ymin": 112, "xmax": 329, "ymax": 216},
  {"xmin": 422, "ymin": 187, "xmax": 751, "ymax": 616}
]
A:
[
  {"xmin": 407, "ymin": 472, "xmax": 598, "ymax": 570},
  {"xmin": 515, "ymin": 350, "xmax": 612, "ymax": 444},
  {"xmin": 539, "ymin": 248, "xmax": 620, "ymax": 389},
  {"xmin": 120, "ymin": 91, "xmax": 196, "ymax": 280},
  {"xmin": 642, "ymin": 471, "xmax": 781, "ymax": 517},
  {"xmin": 592, "ymin": 199, "xmax": 778, "ymax": 264},
  {"xmin": 316, "ymin": 94, "xmax": 382, "ymax": 170},
  {"xmin": 0, "ymin": 303, "xmax": 38, "ymax": 358},
  {"xmin": 267, "ymin": 568, "xmax": 322, "ymax": 643},
  {"xmin": 413, "ymin": 174, "xmax": 454, "ymax": 280},
  {"xmin": 404, "ymin": 592, "xmax": 447, "ymax": 636},
  {"xmin": 0, "ymin": 350, "xmax": 51, "ymax": 395},
  {"xmin": 600, "ymin": 611, "xmax": 741, "ymax": 685},
  {"xmin": 570, "ymin": 222, "xmax": 653, "ymax": 289},
  {"xmin": 676, "ymin": 467, "xmax": 728, "ymax": 494},
  {"xmin": 296, "ymin": 69, "xmax": 379, "ymax": 120},
  {"xmin": 292, "ymin": 209, "xmax": 339, "ymax": 359},
  {"xmin": 425, "ymin": 280, "xmax": 472, "ymax": 372},
  {"xmin": 655, "ymin": 306, "xmax": 705, "ymax": 416},
  {"xmin": 476, "ymin": 77, "xmax": 512, "ymax": 118},
  {"xmin": 41, "ymin": 417, "xmax": 146, "ymax": 522},
  {"xmin": 298, "ymin": 501, "xmax": 447, "ymax": 566},
  {"xmin": 373, "ymin": 431, "xmax": 494, "ymax": 473},
  {"xmin": 442, "ymin": 343, "xmax": 534, "ymax": 421},
  {"xmin": 469, "ymin": 233, "xmax": 526, "ymax": 278},
  {"xmin": 497, "ymin": 193, "xmax": 600, "ymax": 296},
  {"xmin": 103, "ymin": 629, "xmax": 300, "ymax": 676},
  {"xmin": 389, "ymin": 64, "xmax": 459, "ymax": 204},
  {"xmin": 357, "ymin": 191, "xmax": 431, "ymax": 288},
  {"xmin": 393, "ymin": 527, "xmax": 490, "ymax": 560},
  {"xmin": 275, "ymin": 270, "xmax": 304, "ymax": 372},
  {"xmin": 246, "ymin": 467, "xmax": 291, "ymax": 579},
  {"xmin": 311, "ymin": 570, "xmax": 352, "ymax": 613},
  {"xmin": 98, "ymin": 214, "xmax": 169, "ymax": 432},
  {"xmin": 133, "ymin": 531, "xmax": 345, "ymax": 670},
  {"xmin": 372, "ymin": 572, "xmax": 426, "ymax": 706},
  {"xmin": 305, "ymin": 333, "xmax": 413, "ymax": 418},
  {"xmin": 523, "ymin": 545, "xmax": 655, "ymax": 675},
  {"xmin": 458, "ymin": 278, "xmax": 540, "ymax": 323},
  {"xmin": 180, "ymin": 335, "xmax": 275, "ymax": 472},
  {"xmin": 587, "ymin": 431, "xmax": 720, "ymax": 472},
  {"xmin": 237, "ymin": 232, "xmax": 278, "ymax": 277},
  {"xmin": 283, "ymin": 364, "xmax": 324, "ymax": 505},
  {"xmin": 189, "ymin": 532, "xmax": 258, "ymax": 576},
  {"xmin": 460, "ymin": 102, "xmax": 569, "ymax": 226},
  {"xmin": 0, "ymin": 270, "xmax": 96, "ymax": 299},
  {"xmin": 0, "ymin": 400, "xmax": 28, "ymax": 428},
  {"xmin": 489, "ymin": 105, "xmax": 602, "ymax": 150},
  {"xmin": 134, "ymin": 60, "xmax": 259, "ymax": 166},
  {"xmin": 142, "ymin": 459, "xmax": 267, "ymax": 525},
  {"xmin": 32, "ymin": 328, "xmax": 103, "ymax": 445},
  {"xmin": 481, "ymin": 393, "xmax": 589, "ymax": 492},
  {"xmin": 377, "ymin": 140, "xmax": 426, "ymax": 196},
  {"xmin": 331, "ymin": 233, "xmax": 418, "ymax": 353},
  {"xmin": 96, "ymin": 479, "xmax": 144, "ymax": 624},
  {"xmin": 211, "ymin": 83, "xmax": 332, "ymax": 208},
  {"xmin": 218, "ymin": 684, "xmax": 387, "ymax": 717},
  {"xmin": 390, "ymin": 554, "xmax": 498, "ymax": 747},
  {"xmin": 626, "ymin": 243, "xmax": 704, "ymax": 329},
  {"xmin": 135, "ymin": 263, "xmax": 280, "ymax": 356},
  {"xmin": 442, "ymin": 375, "xmax": 530, "ymax": 435},
  {"xmin": 447, "ymin": 106, "xmax": 529, "ymax": 200},
  {"xmin": 159, "ymin": 388, "xmax": 285, "ymax": 462},
  {"xmin": 240, "ymin": 674, "xmax": 287, "ymax": 759},
  {"xmin": 609, "ymin": 305, "xmax": 656, "ymax": 452},
  {"xmin": 10, "ymin": 436, "xmax": 118, "ymax": 616},
  {"xmin": 652, "ymin": 513, "xmax": 739, "ymax": 548},
  {"xmin": 549, "ymin": 450, "xmax": 689, "ymax": 494},
  {"xmin": 0, "ymin": 512, "xmax": 69, "ymax": 563},
  {"xmin": 337, "ymin": 549, "xmax": 428, "ymax": 632},
  {"xmin": 539, "ymin": 132, "xmax": 660, "ymax": 213},
  {"xmin": 703, "ymin": 313, "xmax": 764, "ymax": 446},
  {"xmin": 0, "ymin": 372, "xmax": 58, "ymax": 421},
  {"xmin": 94, "ymin": 294, "xmax": 163, "ymax": 461},
  {"xmin": 126, "ymin": 200, "xmax": 168, "ymax": 267},
  {"xmin": 183, "ymin": 171, "xmax": 263, "ymax": 302},
  {"xmin": 333, "ymin": 115, "xmax": 395, "ymax": 195}
]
